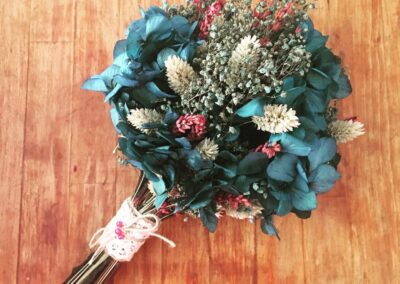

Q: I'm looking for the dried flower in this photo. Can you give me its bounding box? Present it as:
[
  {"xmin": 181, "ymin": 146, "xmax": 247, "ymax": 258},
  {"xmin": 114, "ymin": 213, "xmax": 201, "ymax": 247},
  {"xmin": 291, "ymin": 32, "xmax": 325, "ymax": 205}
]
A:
[
  {"xmin": 173, "ymin": 114, "xmax": 207, "ymax": 141},
  {"xmin": 198, "ymin": 0, "xmax": 225, "ymax": 38},
  {"xmin": 225, "ymin": 35, "xmax": 261, "ymax": 86},
  {"xmin": 255, "ymin": 142, "xmax": 282, "ymax": 158},
  {"xmin": 165, "ymin": 56, "xmax": 197, "ymax": 96},
  {"xmin": 127, "ymin": 108, "xmax": 163, "ymax": 134},
  {"xmin": 224, "ymin": 205, "xmax": 263, "ymax": 220},
  {"xmin": 215, "ymin": 194, "xmax": 263, "ymax": 220},
  {"xmin": 229, "ymin": 35, "xmax": 261, "ymax": 67},
  {"xmin": 252, "ymin": 104, "xmax": 300, "ymax": 134},
  {"xmin": 328, "ymin": 120, "xmax": 365, "ymax": 143},
  {"xmin": 196, "ymin": 138, "xmax": 219, "ymax": 160}
]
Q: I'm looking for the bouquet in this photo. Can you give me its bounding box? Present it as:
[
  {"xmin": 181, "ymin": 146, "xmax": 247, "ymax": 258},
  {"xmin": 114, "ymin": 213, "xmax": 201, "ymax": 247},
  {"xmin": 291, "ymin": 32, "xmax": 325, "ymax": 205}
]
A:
[{"xmin": 65, "ymin": 0, "xmax": 365, "ymax": 282}]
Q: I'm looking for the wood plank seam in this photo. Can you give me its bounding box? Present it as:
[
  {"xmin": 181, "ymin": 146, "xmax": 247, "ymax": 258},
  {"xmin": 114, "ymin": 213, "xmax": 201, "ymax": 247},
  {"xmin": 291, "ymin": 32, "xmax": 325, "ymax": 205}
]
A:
[{"xmin": 15, "ymin": 1, "xmax": 32, "ymax": 283}]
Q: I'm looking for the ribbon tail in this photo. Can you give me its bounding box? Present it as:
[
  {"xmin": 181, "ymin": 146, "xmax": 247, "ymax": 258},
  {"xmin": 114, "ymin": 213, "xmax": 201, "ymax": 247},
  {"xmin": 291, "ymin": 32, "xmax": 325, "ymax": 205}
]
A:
[{"xmin": 149, "ymin": 232, "xmax": 176, "ymax": 248}]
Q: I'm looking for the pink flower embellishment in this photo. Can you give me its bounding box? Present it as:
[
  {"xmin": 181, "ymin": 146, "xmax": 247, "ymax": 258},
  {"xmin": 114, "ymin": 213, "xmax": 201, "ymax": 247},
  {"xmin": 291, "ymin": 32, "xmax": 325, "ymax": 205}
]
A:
[
  {"xmin": 173, "ymin": 114, "xmax": 207, "ymax": 141},
  {"xmin": 115, "ymin": 220, "xmax": 125, "ymax": 240},
  {"xmin": 255, "ymin": 142, "xmax": 282, "ymax": 159}
]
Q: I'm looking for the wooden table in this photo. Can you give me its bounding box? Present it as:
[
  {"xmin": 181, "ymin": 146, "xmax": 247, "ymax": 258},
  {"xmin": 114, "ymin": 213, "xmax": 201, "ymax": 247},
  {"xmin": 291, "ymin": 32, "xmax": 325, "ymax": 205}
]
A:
[{"xmin": 1, "ymin": 0, "xmax": 399, "ymax": 283}]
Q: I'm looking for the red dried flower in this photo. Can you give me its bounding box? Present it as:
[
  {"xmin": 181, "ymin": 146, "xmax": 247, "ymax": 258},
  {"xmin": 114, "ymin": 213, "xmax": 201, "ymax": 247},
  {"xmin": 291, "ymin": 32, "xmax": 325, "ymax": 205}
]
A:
[
  {"xmin": 217, "ymin": 193, "xmax": 252, "ymax": 210},
  {"xmin": 226, "ymin": 194, "xmax": 252, "ymax": 209},
  {"xmin": 275, "ymin": 9, "xmax": 286, "ymax": 21},
  {"xmin": 271, "ymin": 22, "xmax": 282, "ymax": 31},
  {"xmin": 259, "ymin": 37, "xmax": 270, "ymax": 47},
  {"xmin": 255, "ymin": 142, "xmax": 282, "ymax": 158},
  {"xmin": 285, "ymin": 2, "xmax": 294, "ymax": 16},
  {"xmin": 209, "ymin": 0, "xmax": 224, "ymax": 13},
  {"xmin": 193, "ymin": 0, "xmax": 204, "ymax": 12},
  {"xmin": 173, "ymin": 114, "xmax": 206, "ymax": 141},
  {"xmin": 254, "ymin": 8, "xmax": 271, "ymax": 21},
  {"xmin": 199, "ymin": 0, "xmax": 225, "ymax": 38},
  {"xmin": 157, "ymin": 202, "xmax": 172, "ymax": 216}
]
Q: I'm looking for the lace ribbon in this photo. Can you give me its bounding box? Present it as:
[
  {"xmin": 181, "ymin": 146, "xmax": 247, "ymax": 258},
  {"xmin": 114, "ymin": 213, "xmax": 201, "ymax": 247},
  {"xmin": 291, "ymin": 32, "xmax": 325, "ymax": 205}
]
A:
[{"xmin": 88, "ymin": 198, "xmax": 175, "ymax": 264}]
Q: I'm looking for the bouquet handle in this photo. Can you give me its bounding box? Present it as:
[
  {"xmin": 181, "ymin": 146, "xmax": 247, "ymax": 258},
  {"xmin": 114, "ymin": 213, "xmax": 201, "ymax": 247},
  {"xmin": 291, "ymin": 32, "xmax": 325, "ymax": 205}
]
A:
[
  {"xmin": 64, "ymin": 174, "xmax": 174, "ymax": 284},
  {"xmin": 64, "ymin": 252, "xmax": 119, "ymax": 284}
]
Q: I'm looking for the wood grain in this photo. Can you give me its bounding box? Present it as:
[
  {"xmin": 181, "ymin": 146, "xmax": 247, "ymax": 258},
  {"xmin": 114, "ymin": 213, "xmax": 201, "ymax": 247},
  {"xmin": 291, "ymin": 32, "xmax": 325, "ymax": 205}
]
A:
[
  {"xmin": 0, "ymin": 1, "xmax": 30, "ymax": 282},
  {"xmin": 0, "ymin": 0, "xmax": 398, "ymax": 283},
  {"xmin": 19, "ymin": 41, "xmax": 73, "ymax": 282}
]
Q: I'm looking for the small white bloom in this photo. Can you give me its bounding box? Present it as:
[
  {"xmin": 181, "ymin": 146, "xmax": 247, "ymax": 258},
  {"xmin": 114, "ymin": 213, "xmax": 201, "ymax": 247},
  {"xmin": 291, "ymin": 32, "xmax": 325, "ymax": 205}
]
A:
[
  {"xmin": 196, "ymin": 138, "xmax": 219, "ymax": 160},
  {"xmin": 127, "ymin": 108, "xmax": 163, "ymax": 134},
  {"xmin": 252, "ymin": 104, "xmax": 300, "ymax": 134},
  {"xmin": 165, "ymin": 56, "xmax": 197, "ymax": 96},
  {"xmin": 328, "ymin": 120, "xmax": 365, "ymax": 143}
]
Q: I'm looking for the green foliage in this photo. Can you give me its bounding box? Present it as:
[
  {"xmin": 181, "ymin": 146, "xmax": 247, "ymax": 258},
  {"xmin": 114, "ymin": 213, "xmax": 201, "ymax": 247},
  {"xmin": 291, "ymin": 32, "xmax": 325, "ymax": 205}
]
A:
[
  {"xmin": 236, "ymin": 97, "xmax": 267, "ymax": 118},
  {"xmin": 200, "ymin": 206, "xmax": 218, "ymax": 233},
  {"xmin": 267, "ymin": 153, "xmax": 298, "ymax": 183},
  {"xmin": 261, "ymin": 214, "xmax": 280, "ymax": 239},
  {"xmin": 238, "ymin": 152, "xmax": 269, "ymax": 175}
]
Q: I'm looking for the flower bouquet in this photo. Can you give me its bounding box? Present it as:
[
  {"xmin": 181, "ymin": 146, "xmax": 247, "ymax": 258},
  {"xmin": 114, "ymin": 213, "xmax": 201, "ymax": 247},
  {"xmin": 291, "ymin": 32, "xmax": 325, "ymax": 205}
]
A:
[{"xmin": 65, "ymin": 0, "xmax": 364, "ymax": 283}]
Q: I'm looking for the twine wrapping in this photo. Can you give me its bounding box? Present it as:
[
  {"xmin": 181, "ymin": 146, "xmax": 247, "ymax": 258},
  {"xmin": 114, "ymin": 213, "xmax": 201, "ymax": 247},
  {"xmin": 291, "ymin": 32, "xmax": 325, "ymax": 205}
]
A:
[{"xmin": 88, "ymin": 198, "xmax": 175, "ymax": 264}]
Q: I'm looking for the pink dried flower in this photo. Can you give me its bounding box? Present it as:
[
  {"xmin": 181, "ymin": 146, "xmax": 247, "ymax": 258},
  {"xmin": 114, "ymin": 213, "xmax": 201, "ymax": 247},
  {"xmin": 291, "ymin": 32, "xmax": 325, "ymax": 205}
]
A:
[
  {"xmin": 173, "ymin": 114, "xmax": 206, "ymax": 141},
  {"xmin": 295, "ymin": 26, "xmax": 302, "ymax": 33},
  {"xmin": 228, "ymin": 195, "xmax": 252, "ymax": 209},
  {"xmin": 157, "ymin": 202, "xmax": 172, "ymax": 216},
  {"xmin": 255, "ymin": 142, "xmax": 282, "ymax": 158},
  {"xmin": 217, "ymin": 194, "xmax": 252, "ymax": 210},
  {"xmin": 254, "ymin": 8, "xmax": 271, "ymax": 21},
  {"xmin": 271, "ymin": 22, "xmax": 282, "ymax": 31},
  {"xmin": 199, "ymin": 0, "xmax": 225, "ymax": 38},
  {"xmin": 275, "ymin": 9, "xmax": 286, "ymax": 21},
  {"xmin": 174, "ymin": 114, "xmax": 193, "ymax": 133},
  {"xmin": 259, "ymin": 37, "xmax": 270, "ymax": 47},
  {"xmin": 269, "ymin": 2, "xmax": 294, "ymax": 32},
  {"xmin": 285, "ymin": 2, "xmax": 294, "ymax": 16},
  {"xmin": 193, "ymin": 0, "xmax": 204, "ymax": 12},
  {"xmin": 209, "ymin": 0, "xmax": 224, "ymax": 13}
]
